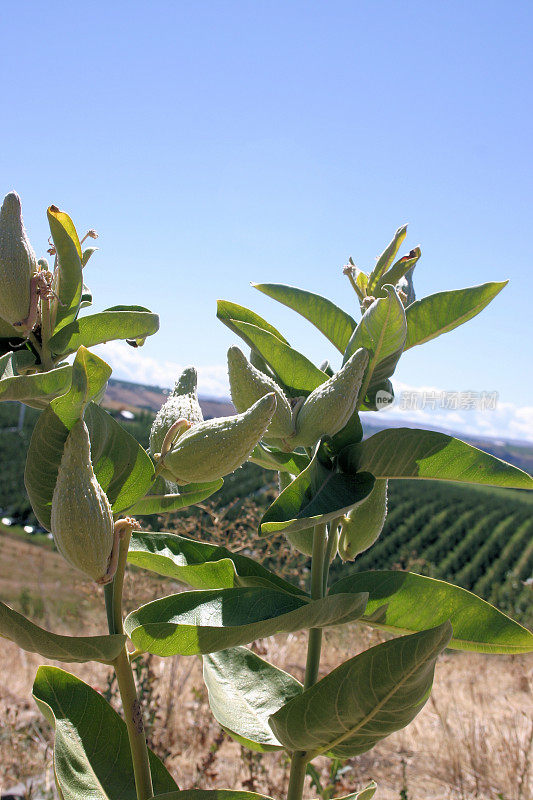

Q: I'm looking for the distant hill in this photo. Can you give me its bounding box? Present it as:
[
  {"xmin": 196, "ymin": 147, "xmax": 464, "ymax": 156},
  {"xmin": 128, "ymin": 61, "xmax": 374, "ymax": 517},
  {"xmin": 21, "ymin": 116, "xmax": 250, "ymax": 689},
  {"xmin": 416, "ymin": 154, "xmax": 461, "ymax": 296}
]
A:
[{"xmin": 103, "ymin": 378, "xmax": 234, "ymax": 420}]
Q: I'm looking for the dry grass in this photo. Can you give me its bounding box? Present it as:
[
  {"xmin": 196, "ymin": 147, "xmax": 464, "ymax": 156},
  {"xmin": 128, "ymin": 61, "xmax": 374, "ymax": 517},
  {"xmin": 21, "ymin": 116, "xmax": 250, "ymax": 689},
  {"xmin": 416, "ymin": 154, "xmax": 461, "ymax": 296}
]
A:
[{"xmin": 1, "ymin": 531, "xmax": 531, "ymax": 800}]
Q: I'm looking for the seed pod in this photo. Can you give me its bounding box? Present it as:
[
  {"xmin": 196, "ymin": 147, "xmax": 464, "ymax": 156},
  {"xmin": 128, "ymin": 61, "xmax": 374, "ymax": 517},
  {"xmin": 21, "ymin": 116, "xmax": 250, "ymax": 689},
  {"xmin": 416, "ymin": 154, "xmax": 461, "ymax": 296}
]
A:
[
  {"xmin": 51, "ymin": 419, "xmax": 115, "ymax": 583},
  {"xmin": 149, "ymin": 366, "xmax": 204, "ymax": 456},
  {"xmin": 227, "ymin": 346, "xmax": 294, "ymax": 440},
  {"xmin": 0, "ymin": 192, "xmax": 37, "ymax": 328},
  {"xmin": 160, "ymin": 393, "xmax": 276, "ymax": 484},
  {"xmin": 291, "ymin": 348, "xmax": 369, "ymax": 447},
  {"xmin": 338, "ymin": 479, "xmax": 388, "ymax": 561}
]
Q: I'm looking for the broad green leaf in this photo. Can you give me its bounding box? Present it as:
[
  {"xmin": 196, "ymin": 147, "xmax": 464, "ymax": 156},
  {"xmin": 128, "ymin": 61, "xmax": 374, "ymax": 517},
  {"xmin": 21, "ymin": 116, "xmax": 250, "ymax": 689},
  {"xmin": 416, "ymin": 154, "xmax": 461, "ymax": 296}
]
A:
[
  {"xmin": 0, "ymin": 599, "xmax": 126, "ymax": 663},
  {"xmin": 52, "ymin": 346, "xmax": 111, "ymax": 428},
  {"xmin": 0, "ymin": 351, "xmax": 71, "ymax": 403},
  {"xmin": 249, "ymin": 443, "xmax": 310, "ymax": 474},
  {"xmin": 332, "ymin": 783, "xmax": 377, "ymax": 800},
  {"xmin": 376, "ymin": 247, "xmax": 421, "ymax": 296},
  {"xmin": 338, "ymin": 427, "xmax": 533, "ymax": 489},
  {"xmin": 343, "ymin": 287, "xmax": 406, "ymax": 403},
  {"xmin": 48, "ymin": 206, "xmax": 83, "ymax": 333},
  {"xmin": 228, "ymin": 320, "xmax": 327, "ymax": 396},
  {"xmin": 124, "ymin": 588, "xmax": 368, "ymax": 656},
  {"xmin": 25, "ymin": 398, "xmax": 154, "ymax": 530},
  {"xmin": 126, "ymin": 478, "xmax": 223, "ymax": 515},
  {"xmin": 405, "ymin": 281, "xmax": 507, "ymax": 349},
  {"xmin": 253, "ymin": 283, "xmax": 357, "ymax": 353},
  {"xmin": 203, "ymin": 646, "xmax": 302, "ymax": 751},
  {"xmin": 329, "ymin": 571, "xmax": 533, "ymax": 654},
  {"xmin": 269, "ymin": 622, "xmax": 452, "ymax": 759},
  {"xmin": 217, "ymin": 299, "xmax": 289, "ymax": 343},
  {"xmin": 367, "ymin": 225, "xmax": 408, "ymax": 294},
  {"xmin": 151, "ymin": 793, "xmax": 273, "ymax": 800},
  {"xmin": 127, "ymin": 531, "xmax": 306, "ymax": 595},
  {"xmin": 33, "ymin": 666, "xmax": 178, "ymax": 799},
  {"xmin": 260, "ymin": 448, "xmax": 375, "ymax": 536},
  {"xmin": 49, "ymin": 310, "xmax": 159, "ymax": 356},
  {"xmin": 24, "ymin": 348, "xmax": 113, "ymax": 528},
  {"xmin": 84, "ymin": 402, "xmax": 155, "ymax": 514}
]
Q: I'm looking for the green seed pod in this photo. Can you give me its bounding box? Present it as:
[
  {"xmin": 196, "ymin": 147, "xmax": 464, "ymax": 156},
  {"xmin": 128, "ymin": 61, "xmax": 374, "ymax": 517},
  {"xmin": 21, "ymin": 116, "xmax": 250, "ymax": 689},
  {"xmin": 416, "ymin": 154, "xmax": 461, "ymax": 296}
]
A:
[
  {"xmin": 0, "ymin": 191, "xmax": 37, "ymax": 328},
  {"xmin": 160, "ymin": 393, "xmax": 276, "ymax": 484},
  {"xmin": 227, "ymin": 346, "xmax": 294, "ymax": 440},
  {"xmin": 291, "ymin": 348, "xmax": 369, "ymax": 447},
  {"xmin": 338, "ymin": 479, "xmax": 388, "ymax": 561},
  {"xmin": 149, "ymin": 366, "xmax": 204, "ymax": 456},
  {"xmin": 51, "ymin": 419, "xmax": 115, "ymax": 583}
]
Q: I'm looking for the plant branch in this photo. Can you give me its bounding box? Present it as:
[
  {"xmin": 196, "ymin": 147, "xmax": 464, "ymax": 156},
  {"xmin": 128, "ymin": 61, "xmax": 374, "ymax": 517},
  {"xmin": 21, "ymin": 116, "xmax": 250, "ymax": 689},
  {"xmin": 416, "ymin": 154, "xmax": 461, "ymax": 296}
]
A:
[
  {"xmin": 105, "ymin": 528, "xmax": 153, "ymax": 800},
  {"xmin": 286, "ymin": 522, "xmax": 328, "ymax": 800}
]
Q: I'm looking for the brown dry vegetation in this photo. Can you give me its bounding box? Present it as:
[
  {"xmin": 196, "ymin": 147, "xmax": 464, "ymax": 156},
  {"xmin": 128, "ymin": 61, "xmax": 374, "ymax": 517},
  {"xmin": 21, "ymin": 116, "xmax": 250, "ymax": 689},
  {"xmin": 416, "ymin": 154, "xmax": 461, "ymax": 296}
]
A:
[{"xmin": 1, "ymin": 530, "xmax": 532, "ymax": 800}]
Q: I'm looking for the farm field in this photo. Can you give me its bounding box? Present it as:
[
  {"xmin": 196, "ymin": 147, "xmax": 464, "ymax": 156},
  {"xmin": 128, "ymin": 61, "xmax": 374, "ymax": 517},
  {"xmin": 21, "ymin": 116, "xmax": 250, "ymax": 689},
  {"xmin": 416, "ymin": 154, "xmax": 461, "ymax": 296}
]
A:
[{"xmin": 1, "ymin": 529, "xmax": 532, "ymax": 800}]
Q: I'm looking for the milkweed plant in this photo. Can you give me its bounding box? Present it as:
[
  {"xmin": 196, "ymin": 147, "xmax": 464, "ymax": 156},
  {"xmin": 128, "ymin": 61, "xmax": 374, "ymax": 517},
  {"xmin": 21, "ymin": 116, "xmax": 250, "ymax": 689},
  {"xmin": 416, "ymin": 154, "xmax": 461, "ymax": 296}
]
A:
[{"xmin": 1, "ymin": 192, "xmax": 532, "ymax": 800}]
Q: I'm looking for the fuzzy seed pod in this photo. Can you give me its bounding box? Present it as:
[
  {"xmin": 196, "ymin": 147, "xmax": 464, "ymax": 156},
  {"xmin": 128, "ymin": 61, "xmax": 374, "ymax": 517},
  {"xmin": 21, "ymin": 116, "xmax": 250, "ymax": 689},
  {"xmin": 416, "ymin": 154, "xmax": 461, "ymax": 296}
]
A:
[
  {"xmin": 291, "ymin": 348, "xmax": 369, "ymax": 447},
  {"xmin": 51, "ymin": 419, "xmax": 115, "ymax": 583},
  {"xmin": 227, "ymin": 346, "xmax": 294, "ymax": 441},
  {"xmin": 149, "ymin": 366, "xmax": 204, "ymax": 456},
  {"xmin": 338, "ymin": 479, "xmax": 388, "ymax": 561},
  {"xmin": 160, "ymin": 393, "xmax": 277, "ymax": 484},
  {"xmin": 0, "ymin": 192, "xmax": 37, "ymax": 329}
]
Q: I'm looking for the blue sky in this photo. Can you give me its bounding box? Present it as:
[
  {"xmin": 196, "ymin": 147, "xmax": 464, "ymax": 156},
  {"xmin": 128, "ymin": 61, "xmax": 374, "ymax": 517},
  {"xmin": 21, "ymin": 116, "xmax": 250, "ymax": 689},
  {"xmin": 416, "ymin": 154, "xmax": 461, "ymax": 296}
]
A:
[{"xmin": 2, "ymin": 1, "xmax": 532, "ymax": 440}]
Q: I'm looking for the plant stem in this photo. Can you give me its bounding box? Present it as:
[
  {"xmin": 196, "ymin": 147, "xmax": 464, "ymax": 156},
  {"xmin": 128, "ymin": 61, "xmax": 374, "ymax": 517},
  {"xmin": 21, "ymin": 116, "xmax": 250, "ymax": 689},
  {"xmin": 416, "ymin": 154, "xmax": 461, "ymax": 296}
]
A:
[
  {"xmin": 286, "ymin": 522, "xmax": 328, "ymax": 800},
  {"xmin": 105, "ymin": 531, "xmax": 153, "ymax": 800},
  {"xmin": 39, "ymin": 297, "xmax": 53, "ymax": 371}
]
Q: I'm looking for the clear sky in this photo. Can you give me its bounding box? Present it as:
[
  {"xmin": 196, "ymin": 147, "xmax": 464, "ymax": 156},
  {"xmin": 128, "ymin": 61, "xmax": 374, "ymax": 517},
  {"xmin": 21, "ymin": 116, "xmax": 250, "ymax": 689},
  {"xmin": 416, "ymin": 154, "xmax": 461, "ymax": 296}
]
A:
[{"xmin": 2, "ymin": 1, "xmax": 532, "ymax": 440}]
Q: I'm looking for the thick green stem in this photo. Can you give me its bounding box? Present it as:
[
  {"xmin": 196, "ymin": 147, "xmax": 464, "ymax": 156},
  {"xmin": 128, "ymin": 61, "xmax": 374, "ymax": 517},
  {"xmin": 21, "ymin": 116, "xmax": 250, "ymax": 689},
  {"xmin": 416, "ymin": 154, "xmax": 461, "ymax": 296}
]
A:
[
  {"xmin": 105, "ymin": 532, "xmax": 153, "ymax": 800},
  {"xmin": 286, "ymin": 752, "xmax": 309, "ymax": 800},
  {"xmin": 286, "ymin": 522, "xmax": 328, "ymax": 800}
]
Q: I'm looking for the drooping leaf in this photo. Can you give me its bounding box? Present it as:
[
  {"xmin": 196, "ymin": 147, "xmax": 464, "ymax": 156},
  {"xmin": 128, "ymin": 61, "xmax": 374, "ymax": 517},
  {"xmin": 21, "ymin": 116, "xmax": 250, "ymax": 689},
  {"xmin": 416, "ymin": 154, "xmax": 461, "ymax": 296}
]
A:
[
  {"xmin": 127, "ymin": 531, "xmax": 306, "ymax": 595},
  {"xmin": 228, "ymin": 320, "xmax": 328, "ymax": 396},
  {"xmin": 249, "ymin": 444, "xmax": 310, "ymax": 474},
  {"xmin": 52, "ymin": 346, "xmax": 111, "ymax": 428},
  {"xmin": 253, "ymin": 283, "xmax": 356, "ymax": 353},
  {"xmin": 24, "ymin": 348, "xmax": 113, "ymax": 528},
  {"xmin": 48, "ymin": 207, "xmax": 83, "ymax": 333},
  {"xmin": 217, "ymin": 300, "xmax": 289, "ymax": 342},
  {"xmin": 269, "ymin": 622, "xmax": 452, "ymax": 758},
  {"xmin": 0, "ymin": 600, "xmax": 125, "ymax": 663},
  {"xmin": 338, "ymin": 427, "xmax": 533, "ymax": 489},
  {"xmin": 49, "ymin": 310, "xmax": 159, "ymax": 356},
  {"xmin": 343, "ymin": 287, "xmax": 406, "ymax": 404},
  {"xmin": 203, "ymin": 646, "xmax": 303, "ymax": 751},
  {"xmin": 25, "ymin": 395, "xmax": 154, "ymax": 530},
  {"xmin": 126, "ymin": 479, "xmax": 223, "ymax": 515},
  {"xmin": 33, "ymin": 666, "xmax": 178, "ymax": 799},
  {"xmin": 124, "ymin": 588, "xmax": 368, "ymax": 656},
  {"xmin": 329, "ymin": 571, "xmax": 533, "ymax": 654},
  {"xmin": 404, "ymin": 281, "xmax": 507, "ymax": 349},
  {"xmin": 84, "ymin": 402, "xmax": 155, "ymax": 514},
  {"xmin": 0, "ymin": 351, "xmax": 71, "ymax": 404},
  {"xmin": 367, "ymin": 225, "xmax": 408, "ymax": 294},
  {"xmin": 260, "ymin": 448, "xmax": 375, "ymax": 536}
]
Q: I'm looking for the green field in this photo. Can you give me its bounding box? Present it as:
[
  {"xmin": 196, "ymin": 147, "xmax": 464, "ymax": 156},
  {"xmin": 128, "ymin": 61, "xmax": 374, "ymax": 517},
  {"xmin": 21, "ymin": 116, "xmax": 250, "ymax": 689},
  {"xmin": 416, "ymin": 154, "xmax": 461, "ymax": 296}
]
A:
[{"xmin": 1, "ymin": 401, "xmax": 531, "ymax": 626}]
